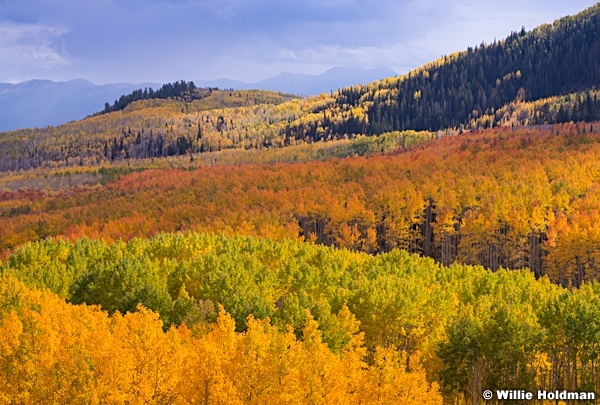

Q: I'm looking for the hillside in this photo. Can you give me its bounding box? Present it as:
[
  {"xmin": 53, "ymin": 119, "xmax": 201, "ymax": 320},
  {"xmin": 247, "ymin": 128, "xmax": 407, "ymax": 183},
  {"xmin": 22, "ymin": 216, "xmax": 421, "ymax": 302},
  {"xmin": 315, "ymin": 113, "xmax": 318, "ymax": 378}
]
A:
[
  {"xmin": 1, "ymin": 5, "xmax": 600, "ymax": 172},
  {"xmin": 2, "ymin": 5, "xmax": 600, "ymax": 404},
  {"xmin": 0, "ymin": 89, "xmax": 299, "ymax": 171},
  {"xmin": 1, "ymin": 123, "xmax": 599, "ymax": 287},
  {"xmin": 0, "ymin": 5, "xmax": 599, "ymax": 284},
  {"xmin": 289, "ymin": 2, "xmax": 600, "ymax": 139}
]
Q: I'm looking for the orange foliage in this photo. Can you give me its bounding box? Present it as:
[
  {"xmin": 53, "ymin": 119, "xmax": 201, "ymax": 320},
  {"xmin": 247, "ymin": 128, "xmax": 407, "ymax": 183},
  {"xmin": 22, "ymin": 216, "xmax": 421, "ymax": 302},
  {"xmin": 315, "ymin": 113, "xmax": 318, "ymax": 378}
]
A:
[{"xmin": 2, "ymin": 123, "xmax": 600, "ymax": 283}]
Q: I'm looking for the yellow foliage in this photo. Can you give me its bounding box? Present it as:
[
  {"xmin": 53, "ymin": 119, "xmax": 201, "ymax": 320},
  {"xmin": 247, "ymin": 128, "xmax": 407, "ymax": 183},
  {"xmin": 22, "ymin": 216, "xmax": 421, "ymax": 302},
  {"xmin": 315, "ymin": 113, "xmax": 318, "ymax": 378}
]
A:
[
  {"xmin": 357, "ymin": 348, "xmax": 442, "ymax": 405},
  {"xmin": 0, "ymin": 278, "xmax": 443, "ymax": 404}
]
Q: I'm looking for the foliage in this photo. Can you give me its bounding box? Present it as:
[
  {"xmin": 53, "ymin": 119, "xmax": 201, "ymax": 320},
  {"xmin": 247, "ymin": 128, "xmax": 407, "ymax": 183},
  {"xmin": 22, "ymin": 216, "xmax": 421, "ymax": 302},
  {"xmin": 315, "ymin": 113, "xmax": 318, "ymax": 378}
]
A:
[
  {"xmin": 2, "ymin": 124, "xmax": 600, "ymax": 285},
  {"xmin": 470, "ymin": 90, "xmax": 600, "ymax": 129},
  {"xmin": 0, "ymin": 5, "xmax": 599, "ymax": 404},
  {"xmin": 0, "ymin": 273, "xmax": 442, "ymax": 404},
  {"xmin": 3, "ymin": 231, "xmax": 600, "ymax": 403},
  {"xmin": 0, "ymin": 89, "xmax": 299, "ymax": 171}
]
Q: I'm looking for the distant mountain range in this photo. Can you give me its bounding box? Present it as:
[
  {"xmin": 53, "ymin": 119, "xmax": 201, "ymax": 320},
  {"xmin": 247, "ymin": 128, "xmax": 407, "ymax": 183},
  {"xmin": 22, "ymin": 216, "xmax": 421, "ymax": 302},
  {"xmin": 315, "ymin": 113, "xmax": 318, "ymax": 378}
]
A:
[
  {"xmin": 0, "ymin": 79, "xmax": 159, "ymax": 132},
  {"xmin": 0, "ymin": 67, "xmax": 397, "ymax": 132},
  {"xmin": 195, "ymin": 67, "xmax": 398, "ymax": 95}
]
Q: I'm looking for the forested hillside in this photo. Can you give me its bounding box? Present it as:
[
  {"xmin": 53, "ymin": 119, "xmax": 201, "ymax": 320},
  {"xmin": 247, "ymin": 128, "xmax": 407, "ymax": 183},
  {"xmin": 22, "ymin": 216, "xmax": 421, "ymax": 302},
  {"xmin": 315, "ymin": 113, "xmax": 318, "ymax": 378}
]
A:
[
  {"xmin": 0, "ymin": 89, "xmax": 299, "ymax": 171},
  {"xmin": 330, "ymin": 3, "xmax": 600, "ymax": 134},
  {"xmin": 251, "ymin": 2, "xmax": 600, "ymax": 143},
  {"xmin": 2, "ymin": 123, "xmax": 600, "ymax": 286}
]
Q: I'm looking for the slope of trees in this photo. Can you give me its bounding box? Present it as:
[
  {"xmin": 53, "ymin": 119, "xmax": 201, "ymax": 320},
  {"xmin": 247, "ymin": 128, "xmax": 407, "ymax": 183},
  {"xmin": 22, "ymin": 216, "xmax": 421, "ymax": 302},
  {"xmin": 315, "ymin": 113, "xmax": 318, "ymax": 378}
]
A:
[
  {"xmin": 1, "ymin": 5, "xmax": 600, "ymax": 403},
  {"xmin": 331, "ymin": 3, "xmax": 600, "ymax": 134},
  {"xmin": 0, "ymin": 129, "xmax": 434, "ymax": 193},
  {"xmin": 1, "ymin": 123, "xmax": 600, "ymax": 286},
  {"xmin": 0, "ymin": 89, "xmax": 299, "ymax": 171}
]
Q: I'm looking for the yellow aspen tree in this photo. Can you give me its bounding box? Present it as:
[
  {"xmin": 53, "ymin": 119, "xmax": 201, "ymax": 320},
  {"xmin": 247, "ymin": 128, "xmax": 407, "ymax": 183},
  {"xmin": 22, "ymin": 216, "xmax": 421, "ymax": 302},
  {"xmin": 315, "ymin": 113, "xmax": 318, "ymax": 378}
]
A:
[
  {"xmin": 357, "ymin": 348, "xmax": 442, "ymax": 405},
  {"xmin": 176, "ymin": 307, "xmax": 240, "ymax": 405},
  {"xmin": 298, "ymin": 313, "xmax": 353, "ymax": 405},
  {"xmin": 112, "ymin": 306, "xmax": 184, "ymax": 404}
]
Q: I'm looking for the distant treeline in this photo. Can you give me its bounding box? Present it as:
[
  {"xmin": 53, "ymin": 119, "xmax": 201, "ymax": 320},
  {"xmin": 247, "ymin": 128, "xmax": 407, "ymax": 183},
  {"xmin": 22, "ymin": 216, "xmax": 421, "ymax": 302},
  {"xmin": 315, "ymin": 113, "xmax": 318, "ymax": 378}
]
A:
[
  {"xmin": 101, "ymin": 80, "xmax": 216, "ymax": 114},
  {"xmin": 1, "ymin": 6, "xmax": 600, "ymax": 173}
]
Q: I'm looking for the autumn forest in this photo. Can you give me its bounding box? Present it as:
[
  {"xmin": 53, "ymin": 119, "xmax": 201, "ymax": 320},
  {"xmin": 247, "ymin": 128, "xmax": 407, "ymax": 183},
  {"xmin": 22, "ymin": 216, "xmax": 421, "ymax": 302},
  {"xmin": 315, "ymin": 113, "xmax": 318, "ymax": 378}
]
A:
[{"xmin": 2, "ymin": 3, "xmax": 600, "ymax": 404}]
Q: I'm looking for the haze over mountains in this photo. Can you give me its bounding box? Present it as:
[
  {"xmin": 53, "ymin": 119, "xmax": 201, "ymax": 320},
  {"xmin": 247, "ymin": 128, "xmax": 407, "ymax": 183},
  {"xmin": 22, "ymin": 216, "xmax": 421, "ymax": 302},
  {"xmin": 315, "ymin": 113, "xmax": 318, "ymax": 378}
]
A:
[
  {"xmin": 0, "ymin": 80, "xmax": 158, "ymax": 133},
  {"xmin": 0, "ymin": 67, "xmax": 396, "ymax": 132},
  {"xmin": 195, "ymin": 67, "xmax": 398, "ymax": 95}
]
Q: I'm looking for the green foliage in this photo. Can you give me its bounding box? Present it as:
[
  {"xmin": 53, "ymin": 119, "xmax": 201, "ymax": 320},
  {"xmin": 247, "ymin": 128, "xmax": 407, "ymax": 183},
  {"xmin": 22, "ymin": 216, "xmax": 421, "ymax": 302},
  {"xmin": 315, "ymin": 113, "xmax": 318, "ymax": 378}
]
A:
[
  {"xmin": 3, "ymin": 238, "xmax": 74, "ymax": 298},
  {"xmin": 69, "ymin": 247, "xmax": 174, "ymax": 323}
]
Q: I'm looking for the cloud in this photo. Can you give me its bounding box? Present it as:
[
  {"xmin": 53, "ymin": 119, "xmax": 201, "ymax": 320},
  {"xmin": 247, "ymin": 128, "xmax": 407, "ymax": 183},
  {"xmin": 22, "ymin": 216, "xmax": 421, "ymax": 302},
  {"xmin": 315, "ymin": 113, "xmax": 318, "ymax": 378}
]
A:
[
  {"xmin": 0, "ymin": 21, "xmax": 70, "ymax": 67},
  {"xmin": 0, "ymin": 0, "xmax": 597, "ymax": 83}
]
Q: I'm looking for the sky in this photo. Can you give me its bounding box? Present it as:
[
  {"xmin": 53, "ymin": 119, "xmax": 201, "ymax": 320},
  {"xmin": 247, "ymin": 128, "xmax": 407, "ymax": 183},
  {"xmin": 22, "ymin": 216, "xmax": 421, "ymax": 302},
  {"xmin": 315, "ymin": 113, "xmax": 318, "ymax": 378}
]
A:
[{"xmin": 0, "ymin": 0, "xmax": 597, "ymax": 85}]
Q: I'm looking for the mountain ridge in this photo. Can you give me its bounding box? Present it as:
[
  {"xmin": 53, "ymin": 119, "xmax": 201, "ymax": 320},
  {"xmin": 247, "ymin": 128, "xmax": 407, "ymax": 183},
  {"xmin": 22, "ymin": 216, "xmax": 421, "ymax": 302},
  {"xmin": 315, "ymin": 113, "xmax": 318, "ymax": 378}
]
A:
[
  {"xmin": 0, "ymin": 67, "xmax": 398, "ymax": 132},
  {"xmin": 195, "ymin": 67, "xmax": 399, "ymax": 95}
]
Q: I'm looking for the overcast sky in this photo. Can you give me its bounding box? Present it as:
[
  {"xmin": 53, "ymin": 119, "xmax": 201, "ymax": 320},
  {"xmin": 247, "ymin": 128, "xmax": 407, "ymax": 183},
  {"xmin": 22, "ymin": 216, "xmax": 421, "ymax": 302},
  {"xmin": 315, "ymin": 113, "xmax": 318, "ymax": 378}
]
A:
[{"xmin": 0, "ymin": 0, "xmax": 597, "ymax": 84}]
